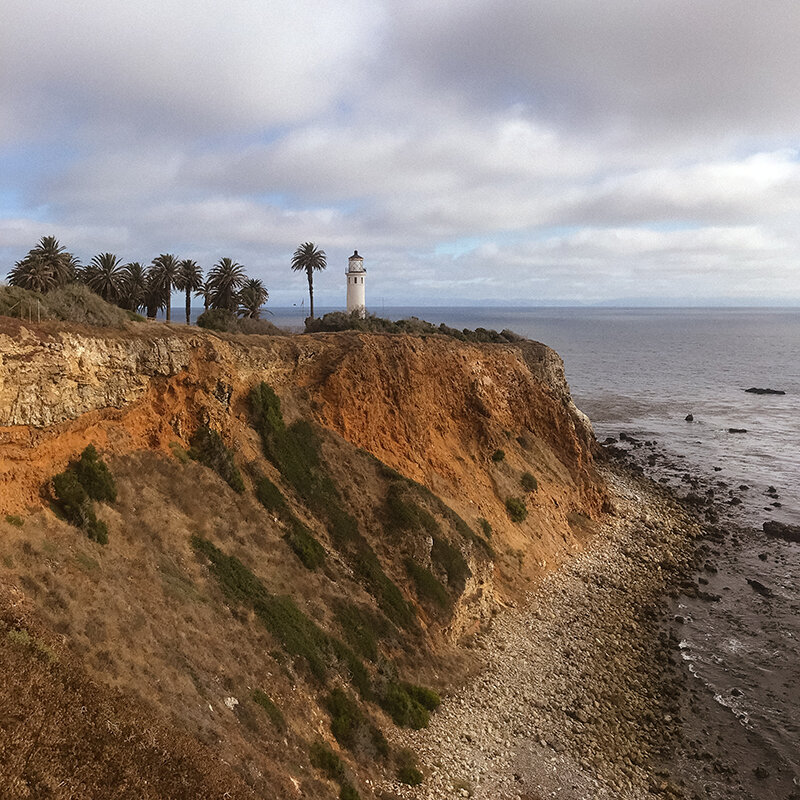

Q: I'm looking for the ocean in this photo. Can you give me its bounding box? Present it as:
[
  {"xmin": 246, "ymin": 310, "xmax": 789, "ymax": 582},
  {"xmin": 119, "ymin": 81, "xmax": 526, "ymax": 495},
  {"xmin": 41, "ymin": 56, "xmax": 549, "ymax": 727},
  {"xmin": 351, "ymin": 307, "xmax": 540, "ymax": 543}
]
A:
[{"xmin": 188, "ymin": 304, "xmax": 799, "ymax": 790}]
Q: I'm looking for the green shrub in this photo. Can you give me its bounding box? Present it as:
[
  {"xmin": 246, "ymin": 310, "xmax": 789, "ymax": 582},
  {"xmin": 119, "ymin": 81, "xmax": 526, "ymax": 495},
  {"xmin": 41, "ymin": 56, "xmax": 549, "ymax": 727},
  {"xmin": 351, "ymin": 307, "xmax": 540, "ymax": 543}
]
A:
[
  {"xmin": 5, "ymin": 514, "xmax": 24, "ymax": 527},
  {"xmin": 197, "ymin": 309, "xmax": 283, "ymax": 335},
  {"xmin": 309, "ymin": 740, "xmax": 347, "ymax": 782},
  {"xmin": 477, "ymin": 517, "xmax": 492, "ymax": 538},
  {"xmin": 73, "ymin": 444, "xmax": 117, "ymax": 502},
  {"xmin": 196, "ymin": 308, "xmax": 237, "ymax": 332},
  {"xmin": 402, "ymin": 682, "xmax": 441, "ymax": 711},
  {"xmin": 505, "ymin": 497, "xmax": 528, "ymax": 523},
  {"xmin": 333, "ymin": 600, "xmax": 389, "ymax": 662},
  {"xmin": 188, "ymin": 425, "xmax": 245, "ymax": 493},
  {"xmin": 250, "ymin": 382, "xmax": 285, "ymax": 437},
  {"xmin": 405, "ymin": 559, "xmax": 450, "ymax": 610},
  {"xmin": 379, "ymin": 682, "xmax": 431, "ymax": 729},
  {"xmin": 52, "ymin": 470, "xmax": 92, "ymax": 526},
  {"xmin": 431, "ymin": 536, "xmax": 470, "ymax": 592},
  {"xmin": 88, "ymin": 519, "xmax": 109, "ymax": 545},
  {"xmin": 0, "ymin": 283, "xmax": 137, "ymax": 328},
  {"xmin": 255, "ymin": 475, "xmax": 290, "ymax": 518},
  {"xmin": 520, "ymin": 471, "xmax": 538, "ymax": 492},
  {"xmin": 331, "ymin": 640, "xmax": 371, "ymax": 699},
  {"xmin": 52, "ymin": 468, "xmax": 110, "ymax": 545},
  {"xmin": 384, "ymin": 482, "xmax": 439, "ymax": 537},
  {"xmin": 370, "ymin": 724, "xmax": 390, "ymax": 759},
  {"xmin": 396, "ymin": 748, "xmax": 423, "ymax": 786},
  {"xmin": 252, "ymin": 689, "xmax": 286, "ymax": 731},
  {"xmin": 325, "ymin": 688, "xmax": 364, "ymax": 749},
  {"xmin": 491, "ymin": 448, "xmax": 506, "ymax": 463},
  {"xmin": 284, "ymin": 520, "xmax": 326, "ymax": 570},
  {"xmin": 303, "ymin": 311, "xmax": 523, "ymax": 345},
  {"xmin": 339, "ymin": 782, "xmax": 360, "ymax": 800}
]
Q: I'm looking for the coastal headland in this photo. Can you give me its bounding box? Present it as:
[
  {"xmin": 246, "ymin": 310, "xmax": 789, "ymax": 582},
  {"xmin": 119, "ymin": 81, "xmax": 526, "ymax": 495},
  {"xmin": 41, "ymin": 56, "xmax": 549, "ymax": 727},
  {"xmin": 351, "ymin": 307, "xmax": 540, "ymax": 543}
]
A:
[{"xmin": 0, "ymin": 319, "xmax": 791, "ymax": 798}]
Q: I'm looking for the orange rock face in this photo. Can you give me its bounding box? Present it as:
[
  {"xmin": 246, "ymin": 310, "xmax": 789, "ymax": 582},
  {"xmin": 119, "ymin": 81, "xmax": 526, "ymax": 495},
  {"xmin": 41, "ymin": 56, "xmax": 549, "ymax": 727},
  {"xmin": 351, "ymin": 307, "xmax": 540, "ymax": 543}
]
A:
[{"xmin": 0, "ymin": 324, "xmax": 604, "ymax": 536}]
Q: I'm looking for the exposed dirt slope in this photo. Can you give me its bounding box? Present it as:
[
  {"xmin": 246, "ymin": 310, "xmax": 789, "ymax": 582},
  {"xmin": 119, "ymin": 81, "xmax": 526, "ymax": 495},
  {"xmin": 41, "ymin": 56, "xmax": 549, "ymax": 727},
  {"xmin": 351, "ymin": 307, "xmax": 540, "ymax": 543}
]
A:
[{"xmin": 0, "ymin": 322, "xmax": 608, "ymax": 799}]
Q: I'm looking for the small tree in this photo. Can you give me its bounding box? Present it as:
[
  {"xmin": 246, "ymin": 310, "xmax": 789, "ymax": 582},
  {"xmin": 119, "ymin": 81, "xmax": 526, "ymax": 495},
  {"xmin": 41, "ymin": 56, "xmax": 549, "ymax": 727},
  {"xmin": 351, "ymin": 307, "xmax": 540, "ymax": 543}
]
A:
[
  {"xmin": 291, "ymin": 242, "xmax": 326, "ymax": 319},
  {"xmin": 150, "ymin": 253, "xmax": 181, "ymax": 322},
  {"xmin": 7, "ymin": 236, "xmax": 79, "ymax": 292},
  {"xmin": 238, "ymin": 278, "xmax": 269, "ymax": 319},
  {"xmin": 174, "ymin": 259, "xmax": 204, "ymax": 325}
]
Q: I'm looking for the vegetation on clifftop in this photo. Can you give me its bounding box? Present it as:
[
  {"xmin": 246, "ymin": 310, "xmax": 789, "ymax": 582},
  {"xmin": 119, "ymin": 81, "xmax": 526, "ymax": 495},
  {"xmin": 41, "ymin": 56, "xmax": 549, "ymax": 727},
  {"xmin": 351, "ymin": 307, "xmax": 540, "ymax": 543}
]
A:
[{"xmin": 305, "ymin": 309, "xmax": 525, "ymax": 343}]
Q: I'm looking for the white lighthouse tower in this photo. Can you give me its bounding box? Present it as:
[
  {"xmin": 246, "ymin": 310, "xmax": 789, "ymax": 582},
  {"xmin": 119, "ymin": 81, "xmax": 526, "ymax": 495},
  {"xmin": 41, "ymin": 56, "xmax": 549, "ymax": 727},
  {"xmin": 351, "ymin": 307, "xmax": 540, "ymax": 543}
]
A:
[{"xmin": 345, "ymin": 250, "xmax": 366, "ymax": 318}]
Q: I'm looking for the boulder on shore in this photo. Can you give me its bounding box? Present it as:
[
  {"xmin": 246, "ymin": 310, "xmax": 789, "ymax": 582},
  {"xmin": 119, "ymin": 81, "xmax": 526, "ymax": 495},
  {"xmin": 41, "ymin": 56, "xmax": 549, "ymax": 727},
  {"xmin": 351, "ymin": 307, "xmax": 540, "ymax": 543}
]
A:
[
  {"xmin": 762, "ymin": 520, "xmax": 800, "ymax": 543},
  {"xmin": 745, "ymin": 387, "xmax": 785, "ymax": 395}
]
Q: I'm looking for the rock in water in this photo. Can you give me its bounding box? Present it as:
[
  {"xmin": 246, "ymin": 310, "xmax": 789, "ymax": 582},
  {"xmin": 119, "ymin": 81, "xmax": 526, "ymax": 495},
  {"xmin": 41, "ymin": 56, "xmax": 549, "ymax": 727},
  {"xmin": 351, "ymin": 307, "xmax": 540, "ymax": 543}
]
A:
[
  {"xmin": 728, "ymin": 428, "xmax": 748, "ymax": 434},
  {"xmin": 685, "ymin": 413, "xmax": 694, "ymax": 422},
  {"xmin": 744, "ymin": 387, "xmax": 785, "ymax": 395},
  {"xmin": 762, "ymin": 520, "xmax": 800, "ymax": 543}
]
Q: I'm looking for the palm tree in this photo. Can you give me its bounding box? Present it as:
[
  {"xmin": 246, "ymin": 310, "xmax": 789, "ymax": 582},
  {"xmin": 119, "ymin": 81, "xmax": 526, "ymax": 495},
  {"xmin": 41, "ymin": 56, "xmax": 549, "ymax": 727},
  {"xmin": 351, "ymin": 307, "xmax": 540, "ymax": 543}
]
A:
[
  {"xmin": 119, "ymin": 262, "xmax": 148, "ymax": 312},
  {"xmin": 197, "ymin": 277, "xmax": 213, "ymax": 312},
  {"xmin": 150, "ymin": 253, "xmax": 180, "ymax": 322},
  {"xmin": 81, "ymin": 253, "xmax": 124, "ymax": 302},
  {"xmin": 7, "ymin": 236, "xmax": 78, "ymax": 292},
  {"xmin": 174, "ymin": 259, "xmax": 204, "ymax": 325},
  {"xmin": 291, "ymin": 242, "xmax": 326, "ymax": 319},
  {"xmin": 207, "ymin": 257, "xmax": 246, "ymax": 312},
  {"xmin": 143, "ymin": 267, "xmax": 168, "ymax": 320},
  {"xmin": 237, "ymin": 278, "xmax": 269, "ymax": 319}
]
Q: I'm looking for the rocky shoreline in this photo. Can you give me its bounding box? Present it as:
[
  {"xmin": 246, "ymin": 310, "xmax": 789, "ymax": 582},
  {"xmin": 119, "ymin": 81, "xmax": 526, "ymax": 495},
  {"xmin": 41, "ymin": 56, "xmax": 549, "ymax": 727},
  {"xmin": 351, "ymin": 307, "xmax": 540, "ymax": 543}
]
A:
[
  {"xmin": 379, "ymin": 459, "xmax": 799, "ymax": 800},
  {"xmin": 380, "ymin": 460, "xmax": 700, "ymax": 799}
]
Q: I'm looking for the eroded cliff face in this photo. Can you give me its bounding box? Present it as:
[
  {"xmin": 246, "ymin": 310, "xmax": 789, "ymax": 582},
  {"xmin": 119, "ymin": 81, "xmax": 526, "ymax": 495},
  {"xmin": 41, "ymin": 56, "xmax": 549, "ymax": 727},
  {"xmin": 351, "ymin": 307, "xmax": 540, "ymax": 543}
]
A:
[{"xmin": 0, "ymin": 321, "xmax": 602, "ymax": 528}]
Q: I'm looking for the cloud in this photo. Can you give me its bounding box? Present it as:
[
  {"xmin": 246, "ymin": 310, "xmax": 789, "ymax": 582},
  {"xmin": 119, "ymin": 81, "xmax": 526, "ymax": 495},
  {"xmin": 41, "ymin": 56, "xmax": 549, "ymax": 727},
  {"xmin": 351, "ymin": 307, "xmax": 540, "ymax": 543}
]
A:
[
  {"xmin": 3, "ymin": 1, "xmax": 800, "ymax": 304},
  {"xmin": 386, "ymin": 0, "xmax": 800, "ymax": 143},
  {"xmin": 0, "ymin": 0, "xmax": 381, "ymax": 144}
]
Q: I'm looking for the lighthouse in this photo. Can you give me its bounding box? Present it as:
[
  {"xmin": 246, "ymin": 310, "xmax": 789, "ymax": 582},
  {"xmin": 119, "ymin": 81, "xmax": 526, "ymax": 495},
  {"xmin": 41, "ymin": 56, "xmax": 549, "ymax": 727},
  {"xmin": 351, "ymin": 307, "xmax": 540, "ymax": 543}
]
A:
[{"xmin": 346, "ymin": 250, "xmax": 366, "ymax": 318}]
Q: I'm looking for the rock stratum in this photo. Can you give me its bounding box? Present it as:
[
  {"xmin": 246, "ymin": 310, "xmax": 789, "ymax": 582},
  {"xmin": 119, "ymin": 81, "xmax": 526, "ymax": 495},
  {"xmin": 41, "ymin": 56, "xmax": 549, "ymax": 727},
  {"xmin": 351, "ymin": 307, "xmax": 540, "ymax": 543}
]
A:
[{"xmin": 0, "ymin": 319, "xmax": 609, "ymax": 799}]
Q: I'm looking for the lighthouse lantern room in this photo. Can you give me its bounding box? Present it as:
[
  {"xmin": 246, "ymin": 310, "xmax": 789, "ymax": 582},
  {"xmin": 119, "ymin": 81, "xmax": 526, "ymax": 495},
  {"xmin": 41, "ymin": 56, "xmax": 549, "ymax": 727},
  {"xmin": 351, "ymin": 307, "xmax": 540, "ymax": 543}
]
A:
[{"xmin": 346, "ymin": 250, "xmax": 366, "ymax": 318}]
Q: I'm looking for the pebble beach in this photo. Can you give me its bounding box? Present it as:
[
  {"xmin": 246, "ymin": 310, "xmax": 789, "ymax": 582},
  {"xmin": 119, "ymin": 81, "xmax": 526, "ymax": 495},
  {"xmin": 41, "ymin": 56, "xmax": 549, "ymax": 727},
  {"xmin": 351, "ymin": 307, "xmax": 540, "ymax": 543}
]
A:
[{"xmin": 381, "ymin": 457, "xmax": 799, "ymax": 800}]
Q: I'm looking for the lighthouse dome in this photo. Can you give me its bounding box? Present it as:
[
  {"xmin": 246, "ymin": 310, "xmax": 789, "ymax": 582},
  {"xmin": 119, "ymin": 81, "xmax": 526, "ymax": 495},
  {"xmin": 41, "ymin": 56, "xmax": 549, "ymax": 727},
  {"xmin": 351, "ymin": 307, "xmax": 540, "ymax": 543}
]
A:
[{"xmin": 347, "ymin": 250, "xmax": 365, "ymax": 273}]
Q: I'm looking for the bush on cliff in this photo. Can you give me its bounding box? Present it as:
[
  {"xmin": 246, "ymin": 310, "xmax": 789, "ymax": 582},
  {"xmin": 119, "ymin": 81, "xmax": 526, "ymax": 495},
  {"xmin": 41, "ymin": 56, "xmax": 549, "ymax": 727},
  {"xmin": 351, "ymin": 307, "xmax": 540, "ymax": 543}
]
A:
[
  {"xmin": 378, "ymin": 681, "xmax": 439, "ymax": 729},
  {"xmin": 188, "ymin": 426, "xmax": 245, "ymax": 493},
  {"xmin": 521, "ymin": 471, "xmax": 538, "ymax": 492},
  {"xmin": 197, "ymin": 308, "xmax": 283, "ymax": 336},
  {"xmin": 73, "ymin": 444, "xmax": 117, "ymax": 502},
  {"xmin": 395, "ymin": 747, "xmax": 423, "ymax": 786},
  {"xmin": 252, "ymin": 688, "xmax": 286, "ymax": 731},
  {"xmin": 505, "ymin": 496, "xmax": 528, "ymax": 523},
  {"xmin": 405, "ymin": 558, "xmax": 450, "ymax": 611},
  {"xmin": 304, "ymin": 311, "xmax": 524, "ymax": 343},
  {"xmin": 51, "ymin": 445, "xmax": 114, "ymax": 544},
  {"xmin": 0, "ymin": 283, "xmax": 140, "ymax": 327},
  {"xmin": 284, "ymin": 519, "xmax": 327, "ymax": 570}
]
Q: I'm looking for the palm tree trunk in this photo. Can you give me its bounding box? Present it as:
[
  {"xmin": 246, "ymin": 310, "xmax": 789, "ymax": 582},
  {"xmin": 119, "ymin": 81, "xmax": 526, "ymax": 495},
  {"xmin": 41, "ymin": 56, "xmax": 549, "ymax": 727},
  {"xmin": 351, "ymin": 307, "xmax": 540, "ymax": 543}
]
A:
[
  {"xmin": 185, "ymin": 288, "xmax": 191, "ymax": 325},
  {"xmin": 307, "ymin": 269, "xmax": 314, "ymax": 318},
  {"xmin": 166, "ymin": 295, "xmax": 171, "ymax": 323}
]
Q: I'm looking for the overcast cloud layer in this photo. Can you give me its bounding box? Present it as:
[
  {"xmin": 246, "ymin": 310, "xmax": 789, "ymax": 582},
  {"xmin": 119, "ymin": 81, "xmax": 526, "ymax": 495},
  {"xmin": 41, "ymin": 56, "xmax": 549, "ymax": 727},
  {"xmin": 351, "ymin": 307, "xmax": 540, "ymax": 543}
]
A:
[{"xmin": 2, "ymin": 0, "xmax": 800, "ymax": 306}]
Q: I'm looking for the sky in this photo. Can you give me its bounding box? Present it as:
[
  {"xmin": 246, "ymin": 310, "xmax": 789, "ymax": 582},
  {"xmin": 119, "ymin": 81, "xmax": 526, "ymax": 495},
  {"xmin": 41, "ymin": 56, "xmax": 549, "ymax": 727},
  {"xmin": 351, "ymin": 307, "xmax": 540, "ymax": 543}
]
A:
[{"xmin": 2, "ymin": 0, "xmax": 800, "ymax": 307}]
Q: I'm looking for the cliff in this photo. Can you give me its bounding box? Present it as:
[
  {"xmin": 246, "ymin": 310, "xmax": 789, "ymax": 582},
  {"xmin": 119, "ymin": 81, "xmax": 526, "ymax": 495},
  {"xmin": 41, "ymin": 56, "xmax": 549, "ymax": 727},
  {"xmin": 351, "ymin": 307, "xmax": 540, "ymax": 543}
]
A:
[{"xmin": 0, "ymin": 319, "xmax": 607, "ymax": 799}]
